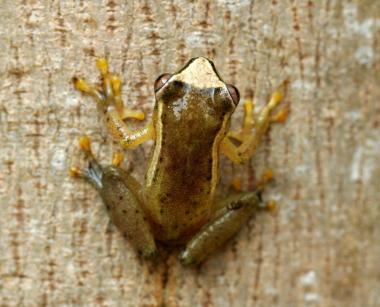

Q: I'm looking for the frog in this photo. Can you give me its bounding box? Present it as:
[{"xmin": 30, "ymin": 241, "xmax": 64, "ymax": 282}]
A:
[{"xmin": 70, "ymin": 57, "xmax": 287, "ymax": 265}]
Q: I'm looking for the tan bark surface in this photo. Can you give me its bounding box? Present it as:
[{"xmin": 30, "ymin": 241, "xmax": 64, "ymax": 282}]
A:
[{"xmin": 1, "ymin": 1, "xmax": 380, "ymax": 306}]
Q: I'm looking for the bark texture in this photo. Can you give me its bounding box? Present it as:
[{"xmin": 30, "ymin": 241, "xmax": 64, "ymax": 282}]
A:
[{"xmin": 1, "ymin": 1, "xmax": 380, "ymax": 306}]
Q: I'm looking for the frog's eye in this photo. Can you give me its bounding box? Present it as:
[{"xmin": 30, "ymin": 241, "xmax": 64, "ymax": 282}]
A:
[
  {"xmin": 154, "ymin": 73, "xmax": 172, "ymax": 92},
  {"xmin": 226, "ymin": 84, "xmax": 240, "ymax": 106}
]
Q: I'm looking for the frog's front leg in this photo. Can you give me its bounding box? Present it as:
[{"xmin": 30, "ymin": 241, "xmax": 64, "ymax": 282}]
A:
[
  {"xmin": 221, "ymin": 91, "xmax": 289, "ymax": 163},
  {"xmin": 70, "ymin": 136, "xmax": 157, "ymax": 259},
  {"xmin": 73, "ymin": 58, "xmax": 154, "ymax": 149},
  {"xmin": 179, "ymin": 191, "xmax": 265, "ymax": 266}
]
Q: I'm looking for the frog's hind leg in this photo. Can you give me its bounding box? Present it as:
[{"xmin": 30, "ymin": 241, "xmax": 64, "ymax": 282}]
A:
[
  {"xmin": 70, "ymin": 135, "xmax": 158, "ymax": 259},
  {"xmin": 179, "ymin": 168, "xmax": 277, "ymax": 266},
  {"xmin": 73, "ymin": 58, "xmax": 154, "ymax": 149},
  {"xmin": 179, "ymin": 191, "xmax": 265, "ymax": 266},
  {"xmin": 221, "ymin": 91, "xmax": 289, "ymax": 164},
  {"xmin": 69, "ymin": 136, "xmax": 127, "ymax": 190}
]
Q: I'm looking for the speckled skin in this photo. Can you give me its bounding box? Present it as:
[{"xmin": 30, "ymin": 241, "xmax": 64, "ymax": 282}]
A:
[
  {"xmin": 144, "ymin": 58, "xmax": 237, "ymax": 243},
  {"xmin": 73, "ymin": 57, "xmax": 273, "ymax": 265}
]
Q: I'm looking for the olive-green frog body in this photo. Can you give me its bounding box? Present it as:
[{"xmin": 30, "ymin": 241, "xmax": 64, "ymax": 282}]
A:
[{"xmin": 72, "ymin": 57, "xmax": 286, "ymax": 265}]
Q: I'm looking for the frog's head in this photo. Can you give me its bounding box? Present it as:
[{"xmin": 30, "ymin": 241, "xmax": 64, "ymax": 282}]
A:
[{"xmin": 153, "ymin": 57, "xmax": 240, "ymax": 131}]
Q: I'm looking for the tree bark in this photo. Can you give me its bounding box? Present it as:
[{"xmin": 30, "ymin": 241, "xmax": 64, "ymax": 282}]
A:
[{"xmin": 1, "ymin": 1, "xmax": 379, "ymax": 306}]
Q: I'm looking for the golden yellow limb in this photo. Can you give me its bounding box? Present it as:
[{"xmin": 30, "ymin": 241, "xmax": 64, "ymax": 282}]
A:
[
  {"xmin": 223, "ymin": 91, "xmax": 285, "ymax": 163},
  {"xmin": 96, "ymin": 58, "xmax": 108, "ymax": 75},
  {"xmin": 69, "ymin": 166, "xmax": 82, "ymax": 178},
  {"xmin": 69, "ymin": 135, "xmax": 94, "ymax": 178},
  {"xmin": 265, "ymin": 200, "xmax": 277, "ymax": 212},
  {"xmin": 243, "ymin": 99, "xmax": 255, "ymax": 133},
  {"xmin": 112, "ymin": 151, "xmax": 124, "ymax": 166},
  {"xmin": 227, "ymin": 99, "xmax": 255, "ymax": 142},
  {"xmin": 78, "ymin": 135, "xmax": 92, "ymax": 154},
  {"xmin": 254, "ymin": 91, "xmax": 282, "ymax": 136},
  {"xmin": 105, "ymin": 108, "xmax": 154, "ymax": 149},
  {"xmin": 119, "ymin": 122, "xmax": 155, "ymax": 149},
  {"xmin": 255, "ymin": 169, "xmax": 274, "ymax": 190},
  {"xmin": 73, "ymin": 58, "xmax": 152, "ymax": 149},
  {"xmin": 220, "ymin": 137, "xmax": 244, "ymax": 164},
  {"xmin": 73, "ymin": 77, "xmax": 104, "ymax": 103},
  {"xmin": 271, "ymin": 106, "xmax": 289, "ymax": 123},
  {"xmin": 231, "ymin": 177, "xmax": 242, "ymax": 192},
  {"xmin": 120, "ymin": 109, "xmax": 145, "ymax": 121}
]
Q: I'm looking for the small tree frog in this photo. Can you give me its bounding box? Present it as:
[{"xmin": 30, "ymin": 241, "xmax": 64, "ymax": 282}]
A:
[{"xmin": 71, "ymin": 57, "xmax": 287, "ymax": 265}]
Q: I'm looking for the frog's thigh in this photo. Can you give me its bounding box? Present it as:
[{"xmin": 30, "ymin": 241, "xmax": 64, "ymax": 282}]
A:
[
  {"xmin": 70, "ymin": 136, "xmax": 157, "ymax": 259},
  {"xmin": 100, "ymin": 166, "xmax": 157, "ymax": 259},
  {"xmin": 179, "ymin": 192, "xmax": 262, "ymax": 266}
]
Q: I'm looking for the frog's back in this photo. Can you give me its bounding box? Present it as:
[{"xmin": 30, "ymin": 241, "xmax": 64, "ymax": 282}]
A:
[
  {"xmin": 144, "ymin": 99, "xmax": 224, "ymax": 242},
  {"xmin": 143, "ymin": 57, "xmax": 236, "ymax": 242}
]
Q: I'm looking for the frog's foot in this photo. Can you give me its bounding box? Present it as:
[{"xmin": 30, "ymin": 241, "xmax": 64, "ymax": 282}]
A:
[
  {"xmin": 264, "ymin": 200, "xmax": 278, "ymax": 213},
  {"xmin": 179, "ymin": 191, "xmax": 262, "ymax": 266},
  {"xmin": 254, "ymin": 169, "xmax": 279, "ymax": 212},
  {"xmin": 229, "ymin": 168, "xmax": 274, "ymax": 193},
  {"xmin": 230, "ymin": 177, "xmax": 243, "ymax": 192},
  {"xmin": 111, "ymin": 151, "xmax": 124, "ymax": 167},
  {"xmin": 221, "ymin": 90, "xmax": 289, "ymax": 164},
  {"xmin": 70, "ymin": 136, "xmax": 128, "ymax": 188},
  {"xmin": 255, "ymin": 168, "xmax": 274, "ymax": 191},
  {"xmin": 73, "ymin": 58, "xmax": 154, "ymax": 149},
  {"xmin": 69, "ymin": 135, "xmax": 104, "ymax": 190}
]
